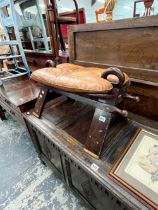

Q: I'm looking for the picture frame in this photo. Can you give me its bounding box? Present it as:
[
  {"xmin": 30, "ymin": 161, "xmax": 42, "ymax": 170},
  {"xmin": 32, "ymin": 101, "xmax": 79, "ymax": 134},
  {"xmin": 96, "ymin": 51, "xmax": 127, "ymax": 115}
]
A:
[{"xmin": 110, "ymin": 129, "xmax": 158, "ymax": 210}]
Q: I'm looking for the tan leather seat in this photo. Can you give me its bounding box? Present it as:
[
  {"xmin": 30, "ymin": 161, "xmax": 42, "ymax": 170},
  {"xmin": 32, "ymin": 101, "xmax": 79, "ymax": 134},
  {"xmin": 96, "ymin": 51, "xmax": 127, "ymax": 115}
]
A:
[
  {"xmin": 57, "ymin": 63, "xmax": 129, "ymax": 84},
  {"xmin": 32, "ymin": 67, "xmax": 113, "ymax": 93},
  {"xmin": 32, "ymin": 63, "xmax": 129, "ymax": 93}
]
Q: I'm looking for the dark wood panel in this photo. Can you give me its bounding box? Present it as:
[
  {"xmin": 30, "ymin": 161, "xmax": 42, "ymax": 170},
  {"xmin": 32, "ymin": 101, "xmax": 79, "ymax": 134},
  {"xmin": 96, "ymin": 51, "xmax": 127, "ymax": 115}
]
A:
[
  {"xmin": 128, "ymin": 82, "xmax": 158, "ymax": 99},
  {"xmin": 124, "ymin": 82, "xmax": 158, "ymax": 120},
  {"xmin": 76, "ymin": 27, "xmax": 158, "ymax": 69},
  {"xmin": 69, "ymin": 161, "xmax": 128, "ymax": 210},
  {"xmin": 69, "ymin": 16, "xmax": 158, "ymax": 84},
  {"xmin": 26, "ymin": 122, "xmax": 64, "ymax": 177},
  {"xmin": 73, "ymin": 27, "xmax": 158, "ymax": 83},
  {"xmin": 125, "ymin": 95, "xmax": 158, "ymax": 121}
]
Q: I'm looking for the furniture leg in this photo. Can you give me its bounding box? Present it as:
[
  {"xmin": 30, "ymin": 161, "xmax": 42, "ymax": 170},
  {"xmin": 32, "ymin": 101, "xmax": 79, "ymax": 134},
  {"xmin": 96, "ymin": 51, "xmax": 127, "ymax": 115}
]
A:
[
  {"xmin": 32, "ymin": 86, "xmax": 49, "ymax": 118},
  {"xmin": 0, "ymin": 105, "xmax": 6, "ymax": 120},
  {"xmin": 84, "ymin": 108, "xmax": 112, "ymax": 159}
]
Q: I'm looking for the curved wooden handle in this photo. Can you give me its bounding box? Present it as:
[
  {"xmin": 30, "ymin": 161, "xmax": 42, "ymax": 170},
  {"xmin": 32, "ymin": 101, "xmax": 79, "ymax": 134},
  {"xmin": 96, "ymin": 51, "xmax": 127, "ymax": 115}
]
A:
[
  {"xmin": 45, "ymin": 60, "xmax": 56, "ymax": 67},
  {"xmin": 123, "ymin": 93, "xmax": 140, "ymax": 102},
  {"xmin": 101, "ymin": 67, "xmax": 125, "ymax": 86}
]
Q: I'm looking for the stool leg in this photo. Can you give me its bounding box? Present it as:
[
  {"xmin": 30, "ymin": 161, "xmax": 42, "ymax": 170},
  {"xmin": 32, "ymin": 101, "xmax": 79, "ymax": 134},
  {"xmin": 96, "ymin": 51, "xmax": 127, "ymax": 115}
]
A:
[
  {"xmin": 32, "ymin": 86, "xmax": 49, "ymax": 118},
  {"xmin": 84, "ymin": 108, "xmax": 112, "ymax": 159},
  {"xmin": 0, "ymin": 105, "xmax": 6, "ymax": 120}
]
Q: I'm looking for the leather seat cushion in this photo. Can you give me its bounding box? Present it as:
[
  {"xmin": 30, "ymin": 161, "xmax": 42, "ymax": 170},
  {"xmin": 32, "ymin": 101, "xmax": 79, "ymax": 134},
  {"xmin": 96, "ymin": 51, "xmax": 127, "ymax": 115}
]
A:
[
  {"xmin": 32, "ymin": 67, "xmax": 113, "ymax": 93},
  {"xmin": 56, "ymin": 63, "xmax": 129, "ymax": 84}
]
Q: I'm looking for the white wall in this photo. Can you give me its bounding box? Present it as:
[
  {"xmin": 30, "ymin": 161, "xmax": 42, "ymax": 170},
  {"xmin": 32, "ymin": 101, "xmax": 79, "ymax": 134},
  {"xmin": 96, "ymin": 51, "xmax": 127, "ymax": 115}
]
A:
[
  {"xmin": 57, "ymin": 0, "xmax": 105, "ymax": 23},
  {"xmin": 56, "ymin": 0, "xmax": 158, "ymax": 23},
  {"xmin": 113, "ymin": 0, "xmax": 158, "ymax": 20}
]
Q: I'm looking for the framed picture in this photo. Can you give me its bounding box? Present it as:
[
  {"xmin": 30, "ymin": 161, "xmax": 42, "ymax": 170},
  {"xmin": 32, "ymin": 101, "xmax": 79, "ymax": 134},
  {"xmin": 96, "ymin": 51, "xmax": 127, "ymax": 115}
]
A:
[{"xmin": 110, "ymin": 129, "xmax": 158, "ymax": 210}]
